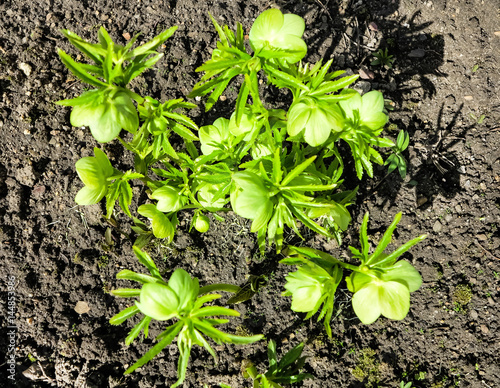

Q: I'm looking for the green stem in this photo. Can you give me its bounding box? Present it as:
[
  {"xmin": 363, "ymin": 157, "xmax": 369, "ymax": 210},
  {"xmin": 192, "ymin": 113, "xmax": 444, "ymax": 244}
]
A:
[{"xmin": 198, "ymin": 283, "xmax": 240, "ymax": 296}]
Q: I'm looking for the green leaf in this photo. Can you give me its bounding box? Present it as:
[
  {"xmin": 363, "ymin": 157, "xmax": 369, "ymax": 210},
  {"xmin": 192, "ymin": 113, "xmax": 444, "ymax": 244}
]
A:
[
  {"xmin": 128, "ymin": 26, "xmax": 178, "ymax": 58},
  {"xmin": 116, "ymin": 269, "xmax": 165, "ymax": 284},
  {"xmin": 124, "ymin": 321, "xmax": 183, "ymax": 374},
  {"xmin": 368, "ymin": 212, "xmax": 402, "ymax": 264},
  {"xmin": 133, "ymin": 246, "xmax": 162, "ymax": 279},
  {"xmin": 125, "ymin": 316, "xmax": 152, "ymax": 346},
  {"xmin": 109, "ymin": 305, "xmax": 140, "ymax": 325},
  {"xmin": 57, "ymin": 49, "xmax": 108, "ymax": 88},
  {"xmin": 110, "ymin": 288, "xmax": 141, "ymax": 298},
  {"xmin": 309, "ymin": 74, "xmax": 359, "ymax": 96}
]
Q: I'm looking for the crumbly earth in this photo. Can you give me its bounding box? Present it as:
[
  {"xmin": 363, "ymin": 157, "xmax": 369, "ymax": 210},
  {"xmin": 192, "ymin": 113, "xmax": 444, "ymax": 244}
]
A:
[{"xmin": 1, "ymin": 0, "xmax": 499, "ymax": 387}]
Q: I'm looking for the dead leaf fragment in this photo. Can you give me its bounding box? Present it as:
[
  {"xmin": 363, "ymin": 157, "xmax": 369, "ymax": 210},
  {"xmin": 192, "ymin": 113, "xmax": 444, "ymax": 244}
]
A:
[
  {"xmin": 359, "ymin": 67, "xmax": 375, "ymax": 80},
  {"xmin": 74, "ymin": 301, "xmax": 90, "ymax": 314}
]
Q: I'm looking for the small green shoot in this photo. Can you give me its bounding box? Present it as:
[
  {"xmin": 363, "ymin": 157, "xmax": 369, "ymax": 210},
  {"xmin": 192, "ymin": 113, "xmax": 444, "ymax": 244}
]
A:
[
  {"xmin": 385, "ymin": 130, "xmax": 410, "ymax": 179},
  {"xmin": 371, "ymin": 48, "xmax": 395, "ymax": 69}
]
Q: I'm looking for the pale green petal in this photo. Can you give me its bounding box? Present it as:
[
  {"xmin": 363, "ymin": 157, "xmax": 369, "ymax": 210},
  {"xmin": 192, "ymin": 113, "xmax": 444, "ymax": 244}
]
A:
[
  {"xmin": 152, "ymin": 212, "xmax": 174, "ymax": 240},
  {"xmin": 152, "ymin": 186, "xmax": 184, "ymax": 213},
  {"xmin": 303, "ymin": 107, "xmax": 331, "ymax": 147},
  {"xmin": 351, "ymin": 283, "xmax": 381, "ymax": 324},
  {"xmin": 360, "ymin": 91, "xmax": 385, "ymax": 116},
  {"xmin": 287, "ymin": 101, "xmax": 311, "ymax": 137},
  {"xmin": 250, "ymin": 202, "xmax": 274, "ymax": 232},
  {"xmin": 114, "ymin": 92, "xmax": 139, "ymax": 134},
  {"xmin": 383, "ymin": 261, "xmax": 422, "ymax": 292},
  {"xmin": 290, "ymin": 285, "xmax": 322, "ymax": 312},
  {"xmin": 168, "ymin": 269, "xmax": 198, "ymax": 312},
  {"xmin": 379, "ymin": 281, "xmax": 410, "ymax": 320},
  {"xmin": 361, "ymin": 111, "xmax": 388, "ymax": 130},
  {"xmin": 249, "ymin": 9, "xmax": 284, "ymax": 52},
  {"xmin": 90, "ymin": 102, "xmax": 122, "ymax": 143},
  {"xmin": 75, "ymin": 157, "xmax": 103, "ymax": 188},
  {"xmin": 75, "ymin": 185, "xmax": 106, "ymax": 205},
  {"xmin": 136, "ymin": 283, "xmax": 179, "ymax": 321},
  {"xmin": 338, "ymin": 92, "xmax": 361, "ymax": 119},
  {"xmin": 280, "ymin": 13, "xmax": 305, "ymax": 37}
]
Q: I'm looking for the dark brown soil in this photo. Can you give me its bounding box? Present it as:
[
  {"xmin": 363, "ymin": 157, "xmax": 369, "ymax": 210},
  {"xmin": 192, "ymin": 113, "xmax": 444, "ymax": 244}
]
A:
[{"xmin": 1, "ymin": 0, "xmax": 499, "ymax": 387}]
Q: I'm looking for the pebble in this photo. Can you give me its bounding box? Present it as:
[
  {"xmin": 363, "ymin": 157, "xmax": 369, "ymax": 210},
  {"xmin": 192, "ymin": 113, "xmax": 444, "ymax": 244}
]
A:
[
  {"xmin": 464, "ymin": 95, "xmax": 473, "ymax": 101},
  {"xmin": 19, "ymin": 62, "xmax": 32, "ymax": 77},
  {"xmin": 74, "ymin": 301, "xmax": 90, "ymax": 314},
  {"xmin": 433, "ymin": 220, "xmax": 443, "ymax": 233},
  {"xmin": 470, "ymin": 310, "xmax": 478, "ymax": 320},
  {"xmin": 480, "ymin": 325, "xmax": 489, "ymax": 334},
  {"xmin": 354, "ymin": 81, "xmax": 371, "ymax": 95}
]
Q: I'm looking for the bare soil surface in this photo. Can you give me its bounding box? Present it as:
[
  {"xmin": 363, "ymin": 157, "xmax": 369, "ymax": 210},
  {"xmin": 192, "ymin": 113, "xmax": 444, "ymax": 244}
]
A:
[{"xmin": 1, "ymin": 0, "xmax": 499, "ymax": 387}]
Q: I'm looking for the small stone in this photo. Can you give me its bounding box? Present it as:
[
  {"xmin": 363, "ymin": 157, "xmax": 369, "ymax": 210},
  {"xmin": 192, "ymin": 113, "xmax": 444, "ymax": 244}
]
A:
[
  {"xmin": 469, "ymin": 310, "xmax": 478, "ymax": 320},
  {"xmin": 455, "ymin": 204, "xmax": 462, "ymax": 212},
  {"xmin": 19, "ymin": 62, "xmax": 32, "ymax": 77},
  {"xmin": 353, "ymin": 81, "xmax": 371, "ymax": 95},
  {"xmin": 74, "ymin": 301, "xmax": 90, "ymax": 314},
  {"xmin": 476, "ymin": 234, "xmax": 487, "ymax": 241},
  {"xmin": 433, "ymin": 220, "xmax": 443, "ymax": 233},
  {"xmin": 219, "ymin": 95, "xmax": 227, "ymax": 101},
  {"xmin": 494, "ymin": 31, "xmax": 500, "ymax": 37},
  {"xmin": 479, "ymin": 182, "xmax": 487, "ymax": 191},
  {"xmin": 417, "ymin": 196, "xmax": 428, "ymax": 207},
  {"xmin": 480, "ymin": 325, "xmax": 489, "ymax": 334},
  {"xmin": 464, "ymin": 95, "xmax": 473, "ymax": 101},
  {"xmin": 122, "ymin": 32, "xmax": 131, "ymax": 40}
]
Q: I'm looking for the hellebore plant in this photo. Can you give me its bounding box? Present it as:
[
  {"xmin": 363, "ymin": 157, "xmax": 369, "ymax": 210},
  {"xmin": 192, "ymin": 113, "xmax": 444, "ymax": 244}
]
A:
[
  {"xmin": 110, "ymin": 247, "xmax": 263, "ymax": 387},
  {"xmin": 56, "ymin": 9, "xmax": 427, "ymax": 381},
  {"xmin": 59, "ymin": 9, "xmax": 401, "ymax": 252},
  {"xmin": 281, "ymin": 212, "xmax": 426, "ymax": 331}
]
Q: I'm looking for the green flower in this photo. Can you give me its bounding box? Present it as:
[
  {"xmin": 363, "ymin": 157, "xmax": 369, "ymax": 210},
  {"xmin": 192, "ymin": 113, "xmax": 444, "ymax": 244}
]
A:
[
  {"xmin": 74, "ymin": 147, "xmax": 114, "ymax": 205},
  {"xmin": 199, "ymin": 117, "xmax": 232, "ymax": 155},
  {"xmin": 346, "ymin": 261, "xmax": 422, "ymax": 324},
  {"xmin": 249, "ymin": 9, "xmax": 307, "ymax": 63},
  {"xmin": 287, "ymin": 97, "xmax": 343, "ymax": 146},
  {"xmin": 230, "ymin": 171, "xmax": 274, "ymax": 232},
  {"xmin": 338, "ymin": 90, "xmax": 388, "ymax": 133},
  {"xmin": 151, "ymin": 186, "xmax": 187, "ymax": 213},
  {"xmin": 70, "ymin": 88, "xmax": 138, "ymax": 143}
]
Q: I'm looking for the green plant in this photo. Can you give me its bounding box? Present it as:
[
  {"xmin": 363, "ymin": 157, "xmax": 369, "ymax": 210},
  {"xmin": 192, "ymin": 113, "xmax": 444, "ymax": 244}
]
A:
[
  {"xmin": 281, "ymin": 212, "xmax": 426, "ymax": 331},
  {"xmin": 59, "ymin": 9, "xmax": 397, "ymax": 254},
  {"xmin": 56, "ymin": 26, "xmax": 177, "ymax": 143},
  {"xmin": 243, "ymin": 339, "xmax": 313, "ymax": 387},
  {"xmin": 385, "ymin": 130, "xmax": 410, "ymax": 179},
  {"xmin": 110, "ymin": 247, "xmax": 263, "ymax": 387},
  {"xmin": 371, "ymin": 48, "xmax": 395, "ymax": 69}
]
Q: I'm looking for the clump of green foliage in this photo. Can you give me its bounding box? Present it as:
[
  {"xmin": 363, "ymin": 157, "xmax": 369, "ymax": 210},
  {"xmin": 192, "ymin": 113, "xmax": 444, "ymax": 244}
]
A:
[
  {"xmin": 371, "ymin": 48, "xmax": 395, "ymax": 69},
  {"xmin": 58, "ymin": 8, "xmax": 399, "ymax": 254},
  {"xmin": 57, "ymin": 8, "xmax": 426, "ymax": 387}
]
